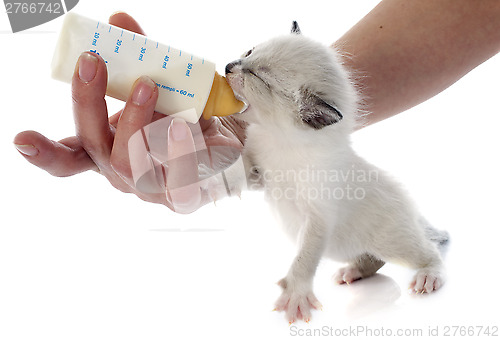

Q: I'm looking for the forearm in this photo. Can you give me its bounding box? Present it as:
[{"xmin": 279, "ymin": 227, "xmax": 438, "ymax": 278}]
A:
[{"xmin": 334, "ymin": 0, "xmax": 500, "ymax": 126}]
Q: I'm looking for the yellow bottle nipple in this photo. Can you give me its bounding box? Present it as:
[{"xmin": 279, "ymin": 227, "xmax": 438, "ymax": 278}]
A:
[{"xmin": 202, "ymin": 72, "xmax": 245, "ymax": 120}]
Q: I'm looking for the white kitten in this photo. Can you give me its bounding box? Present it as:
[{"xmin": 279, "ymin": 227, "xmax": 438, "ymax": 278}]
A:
[{"xmin": 225, "ymin": 22, "xmax": 449, "ymax": 324}]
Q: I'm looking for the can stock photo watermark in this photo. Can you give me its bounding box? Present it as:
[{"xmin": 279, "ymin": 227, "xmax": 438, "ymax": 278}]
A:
[
  {"xmin": 3, "ymin": 0, "xmax": 78, "ymax": 33},
  {"xmin": 289, "ymin": 324, "xmax": 499, "ymax": 338}
]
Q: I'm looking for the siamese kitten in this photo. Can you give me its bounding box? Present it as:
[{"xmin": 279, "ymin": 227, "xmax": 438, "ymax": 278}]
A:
[{"xmin": 225, "ymin": 22, "xmax": 449, "ymax": 324}]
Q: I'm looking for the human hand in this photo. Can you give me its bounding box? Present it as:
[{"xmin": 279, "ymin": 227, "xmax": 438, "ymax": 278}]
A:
[{"xmin": 13, "ymin": 12, "xmax": 246, "ymax": 213}]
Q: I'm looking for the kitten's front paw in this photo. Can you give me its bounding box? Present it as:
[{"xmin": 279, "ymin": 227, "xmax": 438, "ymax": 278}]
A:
[
  {"xmin": 332, "ymin": 265, "xmax": 363, "ymax": 285},
  {"xmin": 409, "ymin": 268, "xmax": 444, "ymax": 294},
  {"xmin": 274, "ymin": 278, "xmax": 322, "ymax": 324}
]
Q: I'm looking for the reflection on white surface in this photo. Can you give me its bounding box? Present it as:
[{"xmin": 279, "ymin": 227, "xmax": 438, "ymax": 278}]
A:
[{"xmin": 343, "ymin": 274, "xmax": 402, "ymax": 319}]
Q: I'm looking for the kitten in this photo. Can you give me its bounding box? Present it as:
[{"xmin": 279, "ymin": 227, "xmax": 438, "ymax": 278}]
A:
[{"xmin": 225, "ymin": 22, "xmax": 449, "ymax": 324}]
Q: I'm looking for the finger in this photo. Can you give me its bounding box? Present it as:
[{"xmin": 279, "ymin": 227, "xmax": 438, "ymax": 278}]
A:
[
  {"xmin": 108, "ymin": 12, "xmax": 146, "ymax": 35},
  {"xmin": 110, "ymin": 76, "xmax": 158, "ymax": 184},
  {"xmin": 109, "ymin": 108, "xmax": 163, "ymax": 129},
  {"xmin": 109, "ymin": 110, "xmax": 122, "ymax": 128},
  {"xmin": 13, "ymin": 130, "xmax": 98, "ymax": 177},
  {"xmin": 167, "ymin": 118, "xmax": 201, "ymax": 214},
  {"xmin": 72, "ymin": 52, "xmax": 114, "ymax": 171}
]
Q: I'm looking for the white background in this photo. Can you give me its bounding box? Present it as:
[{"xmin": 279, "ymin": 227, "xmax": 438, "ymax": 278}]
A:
[{"xmin": 1, "ymin": 1, "xmax": 499, "ymax": 339}]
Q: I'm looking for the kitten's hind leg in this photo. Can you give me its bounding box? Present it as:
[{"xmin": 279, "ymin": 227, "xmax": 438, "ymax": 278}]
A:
[
  {"xmin": 385, "ymin": 234, "xmax": 445, "ymax": 294},
  {"xmin": 407, "ymin": 248, "xmax": 445, "ymax": 294},
  {"xmin": 395, "ymin": 220, "xmax": 446, "ymax": 294},
  {"xmin": 409, "ymin": 265, "xmax": 444, "ymax": 294},
  {"xmin": 333, "ymin": 254, "xmax": 385, "ymax": 285}
]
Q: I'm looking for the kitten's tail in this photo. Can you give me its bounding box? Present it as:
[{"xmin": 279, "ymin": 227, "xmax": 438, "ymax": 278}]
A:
[{"xmin": 419, "ymin": 216, "xmax": 450, "ymax": 247}]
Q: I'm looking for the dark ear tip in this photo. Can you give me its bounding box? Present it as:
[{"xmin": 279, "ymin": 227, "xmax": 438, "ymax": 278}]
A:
[
  {"xmin": 298, "ymin": 88, "xmax": 344, "ymax": 129},
  {"xmin": 291, "ymin": 21, "xmax": 301, "ymax": 34}
]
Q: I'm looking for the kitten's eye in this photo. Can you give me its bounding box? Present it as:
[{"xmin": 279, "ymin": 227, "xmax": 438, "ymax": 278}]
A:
[{"xmin": 244, "ymin": 48, "xmax": 254, "ymax": 58}]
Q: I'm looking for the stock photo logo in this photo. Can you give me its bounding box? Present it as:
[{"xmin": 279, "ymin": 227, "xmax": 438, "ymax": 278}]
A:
[
  {"xmin": 126, "ymin": 114, "xmax": 379, "ymax": 212},
  {"xmin": 128, "ymin": 115, "xmax": 244, "ymax": 212},
  {"xmin": 4, "ymin": 0, "xmax": 78, "ymax": 32}
]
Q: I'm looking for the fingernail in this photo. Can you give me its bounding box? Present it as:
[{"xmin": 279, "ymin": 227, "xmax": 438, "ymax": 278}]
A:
[
  {"xmin": 132, "ymin": 76, "xmax": 155, "ymax": 106},
  {"xmin": 78, "ymin": 53, "xmax": 98, "ymax": 83},
  {"xmin": 169, "ymin": 118, "xmax": 189, "ymax": 141},
  {"xmin": 14, "ymin": 144, "xmax": 39, "ymax": 157}
]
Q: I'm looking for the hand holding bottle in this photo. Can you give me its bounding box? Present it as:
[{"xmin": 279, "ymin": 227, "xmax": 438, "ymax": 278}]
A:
[{"xmin": 13, "ymin": 12, "xmax": 246, "ymax": 213}]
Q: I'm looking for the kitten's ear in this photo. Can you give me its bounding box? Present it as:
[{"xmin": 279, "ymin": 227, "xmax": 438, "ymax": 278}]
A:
[
  {"xmin": 291, "ymin": 21, "xmax": 301, "ymax": 34},
  {"xmin": 298, "ymin": 88, "xmax": 343, "ymax": 129}
]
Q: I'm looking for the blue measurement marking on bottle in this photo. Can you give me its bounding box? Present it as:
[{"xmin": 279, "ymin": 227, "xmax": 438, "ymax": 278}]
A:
[
  {"xmin": 96, "ymin": 21, "xmax": 99, "ymax": 29},
  {"xmin": 121, "ymin": 29, "xmax": 123, "ymax": 37},
  {"xmin": 202, "ymin": 58, "xmax": 204, "ymax": 64},
  {"xmin": 154, "ymin": 82, "xmax": 195, "ymax": 100},
  {"xmin": 145, "ymin": 37, "xmax": 147, "ymax": 45},
  {"xmin": 156, "ymin": 42, "xmax": 159, "ymax": 49},
  {"xmin": 108, "ymin": 26, "xmax": 111, "ymax": 33},
  {"xmin": 168, "ymin": 46, "xmax": 170, "ymax": 52},
  {"xmin": 191, "ymin": 55, "xmax": 193, "ymax": 61},
  {"xmin": 133, "ymin": 34, "xmax": 136, "ymax": 41}
]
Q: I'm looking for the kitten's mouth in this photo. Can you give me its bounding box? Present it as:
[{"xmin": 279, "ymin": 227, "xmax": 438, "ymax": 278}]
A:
[
  {"xmin": 226, "ymin": 74, "xmax": 250, "ymax": 113},
  {"xmin": 234, "ymin": 93, "xmax": 250, "ymax": 114}
]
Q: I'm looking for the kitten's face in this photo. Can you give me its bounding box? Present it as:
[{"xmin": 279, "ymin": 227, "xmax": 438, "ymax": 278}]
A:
[{"xmin": 226, "ymin": 30, "xmax": 354, "ymax": 130}]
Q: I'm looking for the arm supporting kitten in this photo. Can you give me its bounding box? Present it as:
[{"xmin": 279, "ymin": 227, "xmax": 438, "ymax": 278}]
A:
[{"xmin": 335, "ymin": 0, "xmax": 500, "ymax": 125}]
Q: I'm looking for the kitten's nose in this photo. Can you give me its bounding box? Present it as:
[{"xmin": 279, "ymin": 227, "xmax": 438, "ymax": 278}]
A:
[
  {"xmin": 225, "ymin": 62, "xmax": 235, "ymax": 75},
  {"xmin": 225, "ymin": 60, "xmax": 241, "ymax": 75}
]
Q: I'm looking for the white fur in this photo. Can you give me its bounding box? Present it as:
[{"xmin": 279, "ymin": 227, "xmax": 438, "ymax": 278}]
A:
[{"xmin": 226, "ymin": 32, "xmax": 448, "ymax": 324}]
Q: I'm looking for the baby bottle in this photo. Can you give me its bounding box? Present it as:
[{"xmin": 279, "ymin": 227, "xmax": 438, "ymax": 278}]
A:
[{"xmin": 51, "ymin": 12, "xmax": 245, "ymax": 123}]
